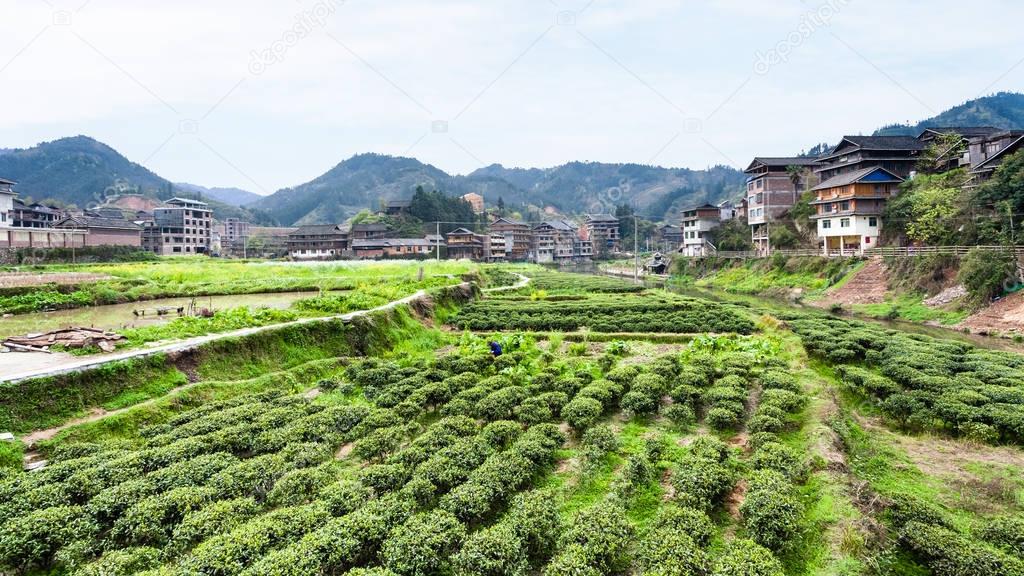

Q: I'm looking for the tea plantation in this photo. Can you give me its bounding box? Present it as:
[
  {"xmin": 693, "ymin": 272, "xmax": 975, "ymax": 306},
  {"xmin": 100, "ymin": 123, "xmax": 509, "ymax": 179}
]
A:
[{"xmin": 2, "ymin": 268, "xmax": 1024, "ymax": 576}]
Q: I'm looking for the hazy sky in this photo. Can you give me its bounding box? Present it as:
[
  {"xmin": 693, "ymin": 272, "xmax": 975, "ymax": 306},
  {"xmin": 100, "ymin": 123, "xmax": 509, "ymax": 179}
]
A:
[{"xmin": 1, "ymin": 0, "xmax": 1022, "ymax": 193}]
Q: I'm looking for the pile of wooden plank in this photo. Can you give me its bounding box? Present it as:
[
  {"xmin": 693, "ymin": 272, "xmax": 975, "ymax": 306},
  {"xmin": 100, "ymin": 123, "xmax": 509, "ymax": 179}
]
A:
[{"xmin": 2, "ymin": 327, "xmax": 124, "ymax": 353}]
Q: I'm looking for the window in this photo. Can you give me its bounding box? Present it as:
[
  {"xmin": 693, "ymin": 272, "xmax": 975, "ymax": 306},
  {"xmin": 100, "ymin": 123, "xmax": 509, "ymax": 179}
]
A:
[
  {"xmin": 840, "ymin": 218, "xmax": 850, "ymax": 228},
  {"xmin": 840, "ymin": 201, "xmax": 850, "ymax": 211},
  {"xmin": 756, "ymin": 193, "xmax": 764, "ymax": 204},
  {"xmin": 868, "ymin": 217, "xmax": 878, "ymax": 227},
  {"xmin": 874, "ymin": 184, "xmax": 882, "ymax": 194},
  {"xmin": 822, "ymin": 220, "xmax": 831, "ymax": 229},
  {"xmin": 756, "ymin": 180, "xmax": 763, "ymax": 189},
  {"xmin": 865, "ymin": 237, "xmax": 871, "ymax": 244}
]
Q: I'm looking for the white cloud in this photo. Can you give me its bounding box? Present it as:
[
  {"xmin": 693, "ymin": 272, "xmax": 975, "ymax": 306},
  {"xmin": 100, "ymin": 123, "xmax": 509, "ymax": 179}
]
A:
[{"xmin": 0, "ymin": 0, "xmax": 1021, "ymax": 191}]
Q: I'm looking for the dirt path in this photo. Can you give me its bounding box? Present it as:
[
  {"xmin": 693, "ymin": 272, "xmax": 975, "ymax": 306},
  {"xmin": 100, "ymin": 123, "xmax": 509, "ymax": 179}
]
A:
[{"xmin": 0, "ymin": 271, "xmax": 112, "ymax": 288}]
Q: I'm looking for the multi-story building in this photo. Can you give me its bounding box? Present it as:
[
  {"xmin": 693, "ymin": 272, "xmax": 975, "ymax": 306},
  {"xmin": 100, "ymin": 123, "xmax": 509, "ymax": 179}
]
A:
[
  {"xmin": 968, "ymin": 130, "xmax": 1024, "ymax": 185},
  {"xmin": 52, "ymin": 215, "xmax": 142, "ymax": 246},
  {"xmin": 490, "ymin": 217, "xmax": 533, "ymax": 260},
  {"xmin": 12, "ymin": 199, "xmax": 63, "ymax": 228},
  {"xmin": 533, "ymin": 220, "xmax": 580, "ymax": 263},
  {"xmin": 584, "ymin": 214, "xmax": 620, "ymax": 252},
  {"xmin": 141, "ymin": 198, "xmax": 213, "ymax": 255},
  {"xmin": 384, "ymin": 200, "xmax": 411, "ymax": 216},
  {"xmin": 810, "ymin": 166, "xmax": 902, "ymax": 256},
  {"xmin": 814, "ymin": 136, "xmax": 924, "ymax": 182},
  {"xmin": 680, "ymin": 204, "xmax": 721, "ymax": 257},
  {"xmin": 916, "ymin": 127, "xmax": 1002, "ymax": 172},
  {"xmin": 487, "ymin": 232, "xmax": 508, "ymax": 261},
  {"xmin": 744, "ymin": 157, "xmax": 819, "ymax": 253},
  {"xmin": 287, "ymin": 224, "xmax": 349, "ymax": 260},
  {"xmin": 461, "ymin": 192, "xmax": 484, "ymax": 214},
  {"xmin": 445, "ymin": 228, "xmax": 488, "ymax": 260},
  {"xmin": 0, "ymin": 178, "xmax": 16, "ymax": 228},
  {"xmin": 657, "ymin": 224, "xmax": 683, "ymax": 251}
]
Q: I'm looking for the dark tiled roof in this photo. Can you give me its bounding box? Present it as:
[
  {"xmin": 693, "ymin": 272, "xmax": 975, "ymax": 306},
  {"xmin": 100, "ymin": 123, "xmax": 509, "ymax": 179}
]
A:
[
  {"xmin": 537, "ymin": 220, "xmax": 576, "ymax": 231},
  {"xmin": 351, "ymin": 223, "xmax": 390, "ymax": 232},
  {"xmin": 918, "ymin": 126, "xmax": 1003, "ymax": 139},
  {"xmin": 811, "ymin": 166, "xmax": 903, "ymax": 191},
  {"xmin": 491, "ymin": 217, "xmax": 528, "ymax": 227},
  {"xmin": 0, "ymin": 177, "xmax": 16, "ymax": 186},
  {"xmin": 971, "ymin": 134, "xmax": 1024, "ymax": 172},
  {"xmin": 55, "ymin": 215, "xmax": 141, "ymax": 231},
  {"xmin": 586, "ymin": 214, "xmax": 619, "ymax": 222},
  {"xmin": 446, "ymin": 227, "xmax": 475, "ymax": 236},
  {"xmin": 745, "ymin": 157, "xmax": 818, "ymax": 172},
  {"xmin": 291, "ymin": 224, "xmax": 345, "ymax": 236}
]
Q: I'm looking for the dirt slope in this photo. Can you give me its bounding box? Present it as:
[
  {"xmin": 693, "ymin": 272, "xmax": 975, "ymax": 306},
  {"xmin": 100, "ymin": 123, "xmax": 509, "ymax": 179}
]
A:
[
  {"xmin": 961, "ymin": 291, "xmax": 1024, "ymax": 335},
  {"xmin": 818, "ymin": 258, "xmax": 889, "ymax": 306}
]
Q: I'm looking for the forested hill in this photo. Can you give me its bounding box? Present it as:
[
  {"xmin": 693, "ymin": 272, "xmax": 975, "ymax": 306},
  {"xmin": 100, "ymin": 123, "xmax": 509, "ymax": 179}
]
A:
[
  {"xmin": 875, "ymin": 92, "xmax": 1024, "ymax": 136},
  {"xmin": 254, "ymin": 154, "xmax": 746, "ymax": 226},
  {"xmin": 0, "ymin": 136, "xmax": 275, "ymax": 224}
]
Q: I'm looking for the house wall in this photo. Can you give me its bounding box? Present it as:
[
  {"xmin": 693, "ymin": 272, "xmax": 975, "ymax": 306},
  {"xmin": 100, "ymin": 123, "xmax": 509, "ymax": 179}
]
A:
[{"xmin": 84, "ymin": 229, "xmax": 142, "ymax": 247}]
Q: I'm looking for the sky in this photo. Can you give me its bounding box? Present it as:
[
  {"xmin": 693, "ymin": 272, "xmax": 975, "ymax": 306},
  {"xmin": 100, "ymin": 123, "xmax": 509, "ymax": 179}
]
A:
[{"xmin": 1, "ymin": 0, "xmax": 1022, "ymax": 194}]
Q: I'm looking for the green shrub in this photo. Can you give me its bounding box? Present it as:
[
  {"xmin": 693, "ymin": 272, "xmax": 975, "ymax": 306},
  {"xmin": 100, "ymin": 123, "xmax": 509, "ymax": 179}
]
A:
[
  {"xmin": 581, "ymin": 425, "xmax": 620, "ymax": 460},
  {"xmin": 559, "ymin": 501, "xmax": 634, "ymax": 573},
  {"xmin": 901, "ymin": 521, "xmax": 1024, "ymax": 576},
  {"xmin": 75, "ymin": 546, "xmax": 161, "ymax": 576},
  {"xmin": 453, "ymin": 523, "xmax": 528, "ymax": 576},
  {"xmin": 981, "ymin": 514, "xmax": 1024, "ymax": 557},
  {"xmin": 959, "ymin": 248, "xmax": 1017, "ymax": 305},
  {"xmin": 634, "ymin": 530, "xmax": 708, "ymax": 576},
  {"xmin": 562, "ymin": 397, "xmax": 604, "ymax": 431},
  {"xmin": 740, "ymin": 471, "xmax": 802, "ymax": 552},
  {"xmin": 750, "ymin": 442, "xmax": 806, "ymax": 481},
  {"xmin": 381, "ymin": 510, "xmax": 466, "ymax": 576},
  {"xmin": 711, "ymin": 539, "xmax": 785, "ymax": 576},
  {"xmin": 0, "ymin": 505, "xmax": 99, "ymax": 572}
]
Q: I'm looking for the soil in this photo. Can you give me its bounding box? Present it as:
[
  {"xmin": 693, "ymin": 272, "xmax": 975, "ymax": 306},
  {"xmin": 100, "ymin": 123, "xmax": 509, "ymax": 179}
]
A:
[
  {"xmin": 335, "ymin": 442, "xmax": 355, "ymax": 459},
  {"xmin": 817, "ymin": 258, "xmax": 889, "ymax": 307},
  {"xmin": 724, "ymin": 478, "xmax": 748, "ymax": 520},
  {"xmin": 0, "ymin": 271, "xmax": 112, "ymax": 288},
  {"xmin": 960, "ymin": 290, "xmax": 1024, "ymax": 335}
]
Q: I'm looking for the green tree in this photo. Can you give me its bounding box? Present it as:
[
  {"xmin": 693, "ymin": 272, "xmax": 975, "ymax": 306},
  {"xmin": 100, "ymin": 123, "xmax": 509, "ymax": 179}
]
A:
[{"xmin": 917, "ymin": 132, "xmax": 968, "ymax": 174}]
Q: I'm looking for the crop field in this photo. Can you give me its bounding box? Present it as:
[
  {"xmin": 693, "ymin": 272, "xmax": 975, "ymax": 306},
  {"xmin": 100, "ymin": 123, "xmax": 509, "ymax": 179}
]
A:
[
  {"xmin": 3, "ymin": 268, "xmax": 1024, "ymax": 576},
  {"xmin": 0, "ymin": 259, "xmax": 478, "ymax": 315}
]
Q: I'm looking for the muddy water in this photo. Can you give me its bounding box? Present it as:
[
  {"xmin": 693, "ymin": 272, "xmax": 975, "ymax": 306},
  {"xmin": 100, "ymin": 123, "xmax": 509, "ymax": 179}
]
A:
[{"xmin": 0, "ymin": 291, "xmax": 322, "ymax": 340}]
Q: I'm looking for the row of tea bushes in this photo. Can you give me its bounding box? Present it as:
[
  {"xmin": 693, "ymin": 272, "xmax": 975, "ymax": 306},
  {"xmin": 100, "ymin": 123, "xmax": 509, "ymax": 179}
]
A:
[
  {"xmin": 452, "ymin": 292, "xmax": 755, "ymax": 334},
  {"xmin": 787, "ymin": 314, "xmax": 1024, "ymax": 445}
]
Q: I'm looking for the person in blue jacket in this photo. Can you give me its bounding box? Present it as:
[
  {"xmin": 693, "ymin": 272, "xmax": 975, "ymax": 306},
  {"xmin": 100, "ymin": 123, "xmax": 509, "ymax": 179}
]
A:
[{"xmin": 489, "ymin": 341, "xmax": 503, "ymax": 357}]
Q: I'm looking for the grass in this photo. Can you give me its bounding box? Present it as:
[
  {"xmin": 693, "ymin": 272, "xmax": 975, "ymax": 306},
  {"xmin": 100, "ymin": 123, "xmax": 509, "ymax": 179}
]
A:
[
  {"xmin": 851, "ymin": 292, "xmax": 969, "ymax": 325},
  {"xmin": 0, "ymin": 258, "xmax": 477, "ymax": 314}
]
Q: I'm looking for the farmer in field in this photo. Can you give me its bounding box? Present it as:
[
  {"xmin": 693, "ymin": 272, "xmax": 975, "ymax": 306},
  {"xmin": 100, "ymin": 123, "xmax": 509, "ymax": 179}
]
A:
[{"xmin": 489, "ymin": 341, "xmax": 503, "ymax": 357}]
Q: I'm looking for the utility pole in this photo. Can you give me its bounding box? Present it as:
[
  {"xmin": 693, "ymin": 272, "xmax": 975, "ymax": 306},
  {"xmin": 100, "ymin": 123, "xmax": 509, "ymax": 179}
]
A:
[
  {"xmin": 436, "ymin": 221, "xmax": 440, "ymax": 262},
  {"xmin": 633, "ymin": 215, "xmax": 639, "ymax": 283}
]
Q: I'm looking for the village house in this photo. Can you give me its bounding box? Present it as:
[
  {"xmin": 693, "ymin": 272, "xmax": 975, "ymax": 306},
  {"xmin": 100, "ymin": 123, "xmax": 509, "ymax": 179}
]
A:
[
  {"xmin": 461, "ymin": 192, "xmax": 485, "ymax": 214},
  {"xmin": 658, "ymin": 224, "xmax": 683, "ymax": 250},
  {"xmin": 533, "ymin": 220, "xmax": 579, "ymax": 263},
  {"xmin": 744, "ymin": 157, "xmax": 819, "ymax": 253},
  {"xmin": 916, "ymin": 127, "xmax": 1002, "ymax": 172},
  {"xmin": 0, "ymin": 178, "xmax": 16, "ymax": 228},
  {"xmin": 53, "ymin": 214, "xmax": 142, "ymax": 247},
  {"xmin": 350, "ymin": 238, "xmax": 431, "ymax": 259},
  {"xmin": 141, "ymin": 197, "xmax": 213, "ymax": 255},
  {"xmin": 815, "ymin": 136, "xmax": 924, "ymax": 182},
  {"xmin": 967, "ymin": 129, "xmax": 1024, "ymax": 186},
  {"xmin": 384, "ymin": 200, "xmax": 411, "ymax": 216},
  {"xmin": 12, "ymin": 199, "xmax": 63, "ymax": 228},
  {"xmin": 810, "ymin": 166, "xmax": 902, "ymax": 256},
  {"xmin": 287, "ymin": 224, "xmax": 350, "ymax": 260},
  {"xmin": 487, "ymin": 232, "xmax": 509, "ymax": 261},
  {"xmin": 680, "ymin": 204, "xmax": 721, "ymax": 257},
  {"xmin": 490, "ymin": 217, "xmax": 533, "ymax": 260},
  {"xmin": 584, "ymin": 213, "xmax": 620, "ymax": 252},
  {"xmin": 350, "ymin": 222, "xmax": 392, "ymax": 240},
  {"xmin": 446, "ymin": 227, "xmax": 488, "ymax": 260}
]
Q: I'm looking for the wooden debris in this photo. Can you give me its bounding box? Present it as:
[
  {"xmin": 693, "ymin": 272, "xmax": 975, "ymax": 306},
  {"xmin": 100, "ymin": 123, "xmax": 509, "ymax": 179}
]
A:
[{"xmin": 2, "ymin": 326, "xmax": 124, "ymax": 352}]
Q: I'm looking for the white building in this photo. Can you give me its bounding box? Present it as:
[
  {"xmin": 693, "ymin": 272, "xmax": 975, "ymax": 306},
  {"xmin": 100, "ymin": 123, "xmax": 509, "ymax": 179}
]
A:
[
  {"xmin": 680, "ymin": 204, "xmax": 721, "ymax": 257},
  {"xmin": 0, "ymin": 178, "xmax": 16, "ymax": 228},
  {"xmin": 811, "ymin": 166, "xmax": 902, "ymax": 256}
]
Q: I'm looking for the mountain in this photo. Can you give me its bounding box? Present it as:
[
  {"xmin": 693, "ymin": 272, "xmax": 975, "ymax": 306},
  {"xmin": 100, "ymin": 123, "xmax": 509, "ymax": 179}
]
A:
[
  {"xmin": 176, "ymin": 183, "xmax": 263, "ymax": 207},
  {"xmin": 254, "ymin": 154, "xmax": 453, "ymax": 226},
  {"xmin": 255, "ymin": 154, "xmax": 746, "ymax": 225},
  {"xmin": 875, "ymin": 92, "xmax": 1024, "ymax": 136},
  {"xmin": 0, "ymin": 136, "xmax": 275, "ymax": 224}
]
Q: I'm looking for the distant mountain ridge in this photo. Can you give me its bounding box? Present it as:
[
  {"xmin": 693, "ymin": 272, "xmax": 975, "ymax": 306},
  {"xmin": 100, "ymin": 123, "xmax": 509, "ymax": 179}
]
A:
[
  {"xmin": 0, "ymin": 136, "xmax": 275, "ymax": 224},
  {"xmin": 875, "ymin": 92, "xmax": 1024, "ymax": 136},
  {"xmin": 176, "ymin": 183, "xmax": 263, "ymax": 207},
  {"xmin": 253, "ymin": 154, "xmax": 746, "ymax": 226}
]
